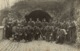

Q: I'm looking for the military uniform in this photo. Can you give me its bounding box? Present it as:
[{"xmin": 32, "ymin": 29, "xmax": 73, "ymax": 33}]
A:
[
  {"xmin": 13, "ymin": 18, "xmax": 24, "ymax": 42},
  {"xmin": 45, "ymin": 26, "xmax": 53, "ymax": 42},
  {"xmin": 65, "ymin": 21, "xmax": 71, "ymax": 42},
  {"xmin": 5, "ymin": 17, "xmax": 14, "ymax": 39},
  {"xmin": 2, "ymin": 17, "xmax": 8, "ymax": 39},
  {"xmin": 56, "ymin": 29, "xmax": 67, "ymax": 44},
  {"xmin": 25, "ymin": 25, "xmax": 34, "ymax": 42},
  {"xmin": 68, "ymin": 21, "xmax": 77, "ymax": 43},
  {"xmin": 33, "ymin": 26, "xmax": 41, "ymax": 40},
  {"xmin": 35, "ymin": 18, "xmax": 42, "ymax": 28},
  {"xmin": 24, "ymin": 26, "xmax": 28, "ymax": 41},
  {"xmin": 49, "ymin": 26, "xmax": 56, "ymax": 41},
  {"xmin": 40, "ymin": 27, "xmax": 46, "ymax": 40},
  {"xmin": 52, "ymin": 27, "xmax": 58, "ymax": 41},
  {"xmin": 42, "ymin": 19, "xmax": 48, "ymax": 28},
  {"xmin": 28, "ymin": 18, "xmax": 35, "ymax": 27}
]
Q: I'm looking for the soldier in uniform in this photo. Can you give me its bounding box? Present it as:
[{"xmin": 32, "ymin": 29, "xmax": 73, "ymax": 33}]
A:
[
  {"xmin": 33, "ymin": 26, "xmax": 41, "ymax": 40},
  {"xmin": 40, "ymin": 18, "xmax": 48, "ymax": 40},
  {"xmin": 22, "ymin": 17, "xmax": 27, "ymax": 26},
  {"xmin": 49, "ymin": 26, "xmax": 56, "ymax": 42},
  {"xmin": 42, "ymin": 18, "xmax": 48, "ymax": 27},
  {"xmin": 56, "ymin": 28, "xmax": 67, "ymax": 44},
  {"xmin": 2, "ymin": 17, "xmax": 8, "ymax": 39},
  {"xmin": 34, "ymin": 18, "xmax": 42, "ymax": 40},
  {"xmin": 27, "ymin": 18, "xmax": 35, "ymax": 41},
  {"xmin": 28, "ymin": 18, "xmax": 35, "ymax": 27},
  {"xmin": 55, "ymin": 20, "xmax": 61, "ymax": 28},
  {"xmin": 35, "ymin": 18, "xmax": 42, "ymax": 28},
  {"xmin": 40, "ymin": 26, "xmax": 46, "ymax": 40},
  {"xmin": 45, "ymin": 25, "xmax": 53, "ymax": 42},
  {"xmin": 13, "ymin": 18, "xmax": 24, "ymax": 42},
  {"xmin": 24, "ymin": 26, "xmax": 28, "ymax": 42},
  {"xmin": 66, "ymin": 20, "xmax": 71, "ymax": 42},
  {"xmin": 68, "ymin": 21, "xmax": 77, "ymax": 43},
  {"xmin": 5, "ymin": 13, "xmax": 15, "ymax": 39},
  {"xmin": 25, "ymin": 25, "xmax": 33, "ymax": 42}
]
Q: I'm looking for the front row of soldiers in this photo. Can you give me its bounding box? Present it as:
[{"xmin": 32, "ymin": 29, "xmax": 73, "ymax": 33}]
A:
[{"xmin": 3, "ymin": 17, "xmax": 77, "ymax": 44}]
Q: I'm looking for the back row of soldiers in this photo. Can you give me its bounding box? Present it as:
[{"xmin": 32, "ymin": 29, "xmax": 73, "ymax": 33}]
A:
[{"xmin": 3, "ymin": 14, "xmax": 77, "ymax": 44}]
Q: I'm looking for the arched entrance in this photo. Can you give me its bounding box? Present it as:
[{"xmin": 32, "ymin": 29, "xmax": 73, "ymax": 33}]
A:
[{"xmin": 25, "ymin": 10, "xmax": 52, "ymax": 22}]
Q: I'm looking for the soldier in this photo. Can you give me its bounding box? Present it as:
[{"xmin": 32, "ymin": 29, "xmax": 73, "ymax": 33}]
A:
[
  {"xmin": 24, "ymin": 26, "xmax": 28, "ymax": 42},
  {"xmin": 41, "ymin": 19, "xmax": 48, "ymax": 40},
  {"xmin": 55, "ymin": 20, "xmax": 61, "ymax": 28},
  {"xmin": 28, "ymin": 18, "xmax": 35, "ymax": 27},
  {"xmin": 40, "ymin": 25, "xmax": 47, "ymax": 40},
  {"xmin": 25, "ymin": 25, "xmax": 33, "ymax": 42},
  {"xmin": 65, "ymin": 20, "xmax": 71, "ymax": 42},
  {"xmin": 35, "ymin": 18, "xmax": 42, "ymax": 28},
  {"xmin": 68, "ymin": 21, "xmax": 77, "ymax": 43},
  {"xmin": 5, "ymin": 13, "xmax": 15, "ymax": 39},
  {"xmin": 62, "ymin": 21, "xmax": 68, "ymax": 30},
  {"xmin": 43, "ymin": 25, "xmax": 49, "ymax": 41},
  {"xmin": 2, "ymin": 17, "xmax": 8, "ymax": 39},
  {"xmin": 52, "ymin": 26, "xmax": 58, "ymax": 41},
  {"xmin": 56, "ymin": 28, "xmax": 67, "ymax": 44},
  {"xmin": 42, "ymin": 18, "xmax": 48, "ymax": 27},
  {"xmin": 33, "ymin": 26, "xmax": 41, "ymax": 40},
  {"xmin": 49, "ymin": 26, "xmax": 56, "ymax": 42},
  {"xmin": 13, "ymin": 18, "xmax": 24, "ymax": 42},
  {"xmin": 21, "ymin": 17, "xmax": 27, "ymax": 26},
  {"xmin": 48, "ymin": 19, "xmax": 53, "ymax": 26}
]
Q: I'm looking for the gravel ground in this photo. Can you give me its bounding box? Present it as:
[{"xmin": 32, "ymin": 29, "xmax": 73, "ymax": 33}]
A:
[{"xmin": 0, "ymin": 40, "xmax": 79, "ymax": 51}]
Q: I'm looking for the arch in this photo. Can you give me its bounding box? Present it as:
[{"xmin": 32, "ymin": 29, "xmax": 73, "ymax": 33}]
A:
[{"xmin": 25, "ymin": 10, "xmax": 51, "ymax": 22}]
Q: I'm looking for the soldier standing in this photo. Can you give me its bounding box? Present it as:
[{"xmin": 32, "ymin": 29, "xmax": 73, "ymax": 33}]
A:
[
  {"xmin": 28, "ymin": 18, "xmax": 35, "ymax": 27},
  {"xmin": 44, "ymin": 25, "xmax": 51, "ymax": 42},
  {"xmin": 35, "ymin": 18, "xmax": 42, "ymax": 28},
  {"xmin": 33, "ymin": 26, "xmax": 41, "ymax": 40},
  {"xmin": 66, "ymin": 20, "xmax": 71, "ymax": 42},
  {"xmin": 14, "ymin": 18, "xmax": 24, "ymax": 42},
  {"xmin": 2, "ymin": 17, "xmax": 8, "ymax": 39},
  {"xmin": 24, "ymin": 26, "xmax": 28, "ymax": 42},
  {"xmin": 56, "ymin": 28, "xmax": 67, "ymax": 44},
  {"xmin": 25, "ymin": 25, "xmax": 33, "ymax": 42},
  {"xmin": 42, "ymin": 18, "xmax": 48, "ymax": 27},
  {"xmin": 27, "ymin": 18, "xmax": 35, "ymax": 41},
  {"xmin": 41, "ymin": 25, "xmax": 47, "ymax": 40},
  {"xmin": 5, "ymin": 13, "xmax": 15, "ymax": 39},
  {"xmin": 68, "ymin": 21, "xmax": 77, "ymax": 43}
]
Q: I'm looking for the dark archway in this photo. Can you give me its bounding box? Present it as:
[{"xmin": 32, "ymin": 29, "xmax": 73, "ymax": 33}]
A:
[{"xmin": 25, "ymin": 10, "xmax": 51, "ymax": 22}]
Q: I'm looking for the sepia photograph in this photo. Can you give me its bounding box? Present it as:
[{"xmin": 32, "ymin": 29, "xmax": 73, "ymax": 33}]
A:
[{"xmin": 0, "ymin": 0, "xmax": 80, "ymax": 51}]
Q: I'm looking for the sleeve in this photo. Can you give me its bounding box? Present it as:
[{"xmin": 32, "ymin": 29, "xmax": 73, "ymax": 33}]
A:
[{"xmin": 63, "ymin": 29, "xmax": 67, "ymax": 35}]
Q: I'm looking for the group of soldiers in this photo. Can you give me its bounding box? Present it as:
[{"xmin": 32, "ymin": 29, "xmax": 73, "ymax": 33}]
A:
[{"xmin": 3, "ymin": 13, "xmax": 77, "ymax": 44}]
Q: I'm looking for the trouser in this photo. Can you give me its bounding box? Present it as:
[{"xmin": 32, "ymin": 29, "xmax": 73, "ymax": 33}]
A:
[
  {"xmin": 27, "ymin": 33, "xmax": 33, "ymax": 42},
  {"xmin": 14, "ymin": 34, "xmax": 20, "ymax": 42},
  {"xmin": 56, "ymin": 35, "xmax": 65, "ymax": 44},
  {"xmin": 5, "ymin": 26, "xmax": 12, "ymax": 39},
  {"xmin": 45, "ymin": 32, "xmax": 51, "ymax": 42},
  {"xmin": 35, "ymin": 33, "xmax": 40, "ymax": 40}
]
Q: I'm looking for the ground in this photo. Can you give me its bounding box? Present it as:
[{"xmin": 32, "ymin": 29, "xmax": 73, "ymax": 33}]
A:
[{"xmin": 0, "ymin": 40, "xmax": 79, "ymax": 51}]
